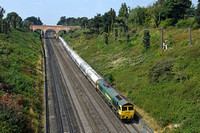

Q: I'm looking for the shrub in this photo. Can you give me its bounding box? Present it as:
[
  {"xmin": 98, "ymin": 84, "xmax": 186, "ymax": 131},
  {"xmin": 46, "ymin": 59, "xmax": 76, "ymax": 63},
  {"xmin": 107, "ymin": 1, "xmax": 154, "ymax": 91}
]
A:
[
  {"xmin": 122, "ymin": 42, "xmax": 134, "ymax": 50},
  {"xmin": 127, "ymin": 33, "xmax": 130, "ymax": 42},
  {"xmin": 176, "ymin": 18, "xmax": 194, "ymax": 28},
  {"xmin": 149, "ymin": 60, "xmax": 175, "ymax": 83},
  {"xmin": 192, "ymin": 22, "xmax": 200, "ymax": 30},
  {"xmin": 143, "ymin": 30, "xmax": 150, "ymax": 50},
  {"xmin": 104, "ymin": 33, "xmax": 108, "ymax": 45},
  {"xmin": 0, "ymin": 29, "xmax": 44, "ymax": 132},
  {"xmin": 160, "ymin": 19, "xmax": 175, "ymax": 29},
  {"xmin": 131, "ymin": 29, "xmax": 137, "ymax": 34},
  {"xmin": 104, "ymin": 73, "xmax": 114, "ymax": 84}
]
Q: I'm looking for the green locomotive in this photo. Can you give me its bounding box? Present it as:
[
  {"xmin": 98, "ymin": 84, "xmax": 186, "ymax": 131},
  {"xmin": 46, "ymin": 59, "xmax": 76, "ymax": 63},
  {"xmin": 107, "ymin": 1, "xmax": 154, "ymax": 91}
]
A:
[{"xmin": 96, "ymin": 79, "xmax": 135, "ymax": 120}]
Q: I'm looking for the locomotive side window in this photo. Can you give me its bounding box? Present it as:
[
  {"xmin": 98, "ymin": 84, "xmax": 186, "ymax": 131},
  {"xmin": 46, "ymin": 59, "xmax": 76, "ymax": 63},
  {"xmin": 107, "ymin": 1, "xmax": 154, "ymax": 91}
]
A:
[
  {"xmin": 122, "ymin": 107, "xmax": 127, "ymax": 111},
  {"xmin": 112, "ymin": 100, "xmax": 118, "ymax": 109},
  {"xmin": 129, "ymin": 106, "xmax": 133, "ymax": 111}
]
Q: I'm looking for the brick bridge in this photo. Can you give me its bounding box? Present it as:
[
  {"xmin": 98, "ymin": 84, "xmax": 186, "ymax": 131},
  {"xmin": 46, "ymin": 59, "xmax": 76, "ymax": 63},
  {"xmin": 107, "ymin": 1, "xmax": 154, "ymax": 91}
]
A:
[{"xmin": 30, "ymin": 25, "xmax": 80, "ymax": 38}]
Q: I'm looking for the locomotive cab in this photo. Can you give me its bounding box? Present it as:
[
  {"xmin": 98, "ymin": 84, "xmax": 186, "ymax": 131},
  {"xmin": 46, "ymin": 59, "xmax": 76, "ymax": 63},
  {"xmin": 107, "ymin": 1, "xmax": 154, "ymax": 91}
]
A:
[{"xmin": 118, "ymin": 104, "xmax": 135, "ymax": 119}]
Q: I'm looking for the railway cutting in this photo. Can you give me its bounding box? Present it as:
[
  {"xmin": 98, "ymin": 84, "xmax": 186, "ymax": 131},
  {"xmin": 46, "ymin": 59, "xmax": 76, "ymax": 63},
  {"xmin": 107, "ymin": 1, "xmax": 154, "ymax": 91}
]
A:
[{"xmin": 45, "ymin": 32, "xmax": 149, "ymax": 133}]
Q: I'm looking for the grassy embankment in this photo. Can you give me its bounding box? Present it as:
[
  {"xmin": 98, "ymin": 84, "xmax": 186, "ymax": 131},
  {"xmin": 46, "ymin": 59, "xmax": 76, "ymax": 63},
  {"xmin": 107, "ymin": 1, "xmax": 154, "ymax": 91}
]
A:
[
  {"xmin": 61, "ymin": 27, "xmax": 200, "ymax": 132},
  {"xmin": 0, "ymin": 29, "xmax": 44, "ymax": 132}
]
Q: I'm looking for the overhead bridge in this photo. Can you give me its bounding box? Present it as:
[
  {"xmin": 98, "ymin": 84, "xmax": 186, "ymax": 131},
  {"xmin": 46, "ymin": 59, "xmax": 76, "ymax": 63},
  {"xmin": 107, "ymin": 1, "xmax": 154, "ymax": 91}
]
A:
[{"xmin": 30, "ymin": 25, "xmax": 80, "ymax": 39}]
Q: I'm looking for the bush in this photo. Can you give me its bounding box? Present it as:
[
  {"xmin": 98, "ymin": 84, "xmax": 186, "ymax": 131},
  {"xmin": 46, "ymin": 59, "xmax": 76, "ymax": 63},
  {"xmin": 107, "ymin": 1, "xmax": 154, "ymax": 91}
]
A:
[
  {"xmin": 192, "ymin": 22, "xmax": 200, "ymax": 30},
  {"xmin": 131, "ymin": 29, "xmax": 137, "ymax": 34},
  {"xmin": 126, "ymin": 33, "xmax": 130, "ymax": 42},
  {"xmin": 176, "ymin": 18, "xmax": 194, "ymax": 28},
  {"xmin": 104, "ymin": 33, "xmax": 109, "ymax": 45},
  {"xmin": 160, "ymin": 19, "xmax": 175, "ymax": 29},
  {"xmin": 143, "ymin": 30, "xmax": 150, "ymax": 50},
  {"xmin": 0, "ymin": 29, "xmax": 44, "ymax": 132},
  {"xmin": 122, "ymin": 42, "xmax": 134, "ymax": 50},
  {"xmin": 149, "ymin": 60, "xmax": 175, "ymax": 83},
  {"xmin": 104, "ymin": 73, "xmax": 114, "ymax": 84}
]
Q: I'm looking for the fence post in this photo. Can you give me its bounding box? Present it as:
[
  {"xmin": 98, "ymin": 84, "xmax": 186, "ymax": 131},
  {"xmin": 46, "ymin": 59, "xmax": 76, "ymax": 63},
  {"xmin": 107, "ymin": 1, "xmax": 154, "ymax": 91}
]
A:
[
  {"xmin": 188, "ymin": 28, "xmax": 192, "ymax": 46},
  {"xmin": 161, "ymin": 27, "xmax": 163, "ymax": 49}
]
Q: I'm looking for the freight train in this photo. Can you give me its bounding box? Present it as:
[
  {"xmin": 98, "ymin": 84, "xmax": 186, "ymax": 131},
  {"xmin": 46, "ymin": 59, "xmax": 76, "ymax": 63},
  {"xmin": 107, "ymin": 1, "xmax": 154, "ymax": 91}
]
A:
[{"xmin": 59, "ymin": 37, "xmax": 135, "ymax": 120}]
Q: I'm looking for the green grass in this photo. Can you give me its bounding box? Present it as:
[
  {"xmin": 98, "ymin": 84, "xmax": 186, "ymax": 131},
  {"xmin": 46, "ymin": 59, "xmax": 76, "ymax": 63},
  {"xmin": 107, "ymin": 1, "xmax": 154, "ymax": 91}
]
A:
[
  {"xmin": 0, "ymin": 29, "xmax": 44, "ymax": 132},
  {"xmin": 61, "ymin": 27, "xmax": 200, "ymax": 132}
]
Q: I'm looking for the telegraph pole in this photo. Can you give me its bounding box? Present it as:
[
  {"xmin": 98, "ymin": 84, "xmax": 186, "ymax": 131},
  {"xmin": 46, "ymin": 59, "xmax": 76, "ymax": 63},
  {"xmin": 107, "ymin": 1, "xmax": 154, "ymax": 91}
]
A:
[{"xmin": 188, "ymin": 28, "xmax": 192, "ymax": 46}]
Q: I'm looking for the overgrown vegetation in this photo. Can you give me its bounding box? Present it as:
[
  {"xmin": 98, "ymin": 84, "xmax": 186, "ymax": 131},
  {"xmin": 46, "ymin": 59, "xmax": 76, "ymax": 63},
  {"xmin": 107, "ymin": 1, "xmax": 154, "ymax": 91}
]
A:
[
  {"xmin": 143, "ymin": 30, "xmax": 150, "ymax": 50},
  {"xmin": 0, "ymin": 5, "xmax": 44, "ymax": 132},
  {"xmin": 0, "ymin": 29, "xmax": 44, "ymax": 132}
]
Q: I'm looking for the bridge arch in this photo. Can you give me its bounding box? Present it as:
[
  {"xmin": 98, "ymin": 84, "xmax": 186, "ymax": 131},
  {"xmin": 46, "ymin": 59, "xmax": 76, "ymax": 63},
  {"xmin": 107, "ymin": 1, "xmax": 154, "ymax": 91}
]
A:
[
  {"xmin": 45, "ymin": 29, "xmax": 56, "ymax": 39},
  {"xmin": 33, "ymin": 28, "xmax": 44, "ymax": 34},
  {"xmin": 30, "ymin": 25, "xmax": 80, "ymax": 39}
]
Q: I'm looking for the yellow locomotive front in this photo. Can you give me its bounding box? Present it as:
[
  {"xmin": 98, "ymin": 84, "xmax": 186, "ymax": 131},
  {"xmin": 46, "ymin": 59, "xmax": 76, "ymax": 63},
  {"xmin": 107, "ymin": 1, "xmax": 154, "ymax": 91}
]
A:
[{"xmin": 118, "ymin": 104, "xmax": 135, "ymax": 120}]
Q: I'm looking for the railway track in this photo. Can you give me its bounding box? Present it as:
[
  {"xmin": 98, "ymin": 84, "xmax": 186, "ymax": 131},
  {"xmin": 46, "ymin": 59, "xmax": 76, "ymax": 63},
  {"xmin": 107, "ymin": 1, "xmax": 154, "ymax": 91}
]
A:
[
  {"xmin": 45, "ymin": 32, "xmax": 147, "ymax": 133},
  {"xmin": 46, "ymin": 35, "xmax": 81, "ymax": 133},
  {"xmin": 52, "ymin": 39, "xmax": 130, "ymax": 133}
]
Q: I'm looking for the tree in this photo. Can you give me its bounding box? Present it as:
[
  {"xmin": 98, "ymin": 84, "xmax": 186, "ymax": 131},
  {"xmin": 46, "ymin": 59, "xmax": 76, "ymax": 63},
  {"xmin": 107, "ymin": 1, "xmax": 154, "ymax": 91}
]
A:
[
  {"xmin": 23, "ymin": 16, "xmax": 43, "ymax": 30},
  {"xmin": 118, "ymin": 3, "xmax": 129, "ymax": 34},
  {"xmin": 16, "ymin": 16, "xmax": 22, "ymax": 28},
  {"xmin": 130, "ymin": 6, "xmax": 147, "ymax": 27},
  {"xmin": 143, "ymin": 30, "xmax": 150, "ymax": 50},
  {"xmin": 6, "ymin": 12, "xmax": 22, "ymax": 29},
  {"xmin": 151, "ymin": 0, "xmax": 165, "ymax": 27},
  {"xmin": 2, "ymin": 18, "xmax": 9, "ymax": 34},
  {"xmin": 195, "ymin": 0, "xmax": 200, "ymax": 24},
  {"xmin": 118, "ymin": 3, "xmax": 129, "ymax": 25},
  {"xmin": 0, "ymin": 6, "xmax": 5, "ymax": 33},
  {"xmin": 37, "ymin": 17, "xmax": 43, "ymax": 25},
  {"xmin": 86, "ymin": 14, "xmax": 103, "ymax": 35},
  {"xmin": 0, "ymin": 6, "xmax": 5, "ymax": 19},
  {"xmin": 102, "ymin": 8, "xmax": 116, "ymax": 33},
  {"xmin": 93, "ymin": 14, "xmax": 102, "ymax": 34},
  {"xmin": 185, "ymin": 4, "xmax": 195, "ymax": 19},
  {"xmin": 65, "ymin": 17, "xmax": 76, "ymax": 26},
  {"xmin": 57, "ymin": 16, "xmax": 66, "ymax": 25},
  {"xmin": 23, "ymin": 20, "xmax": 33, "ymax": 30},
  {"xmin": 115, "ymin": 18, "xmax": 125, "ymax": 37},
  {"xmin": 80, "ymin": 17, "xmax": 88, "ymax": 29},
  {"xmin": 162, "ymin": 0, "xmax": 192, "ymax": 23},
  {"xmin": 25, "ymin": 16, "xmax": 37, "ymax": 25}
]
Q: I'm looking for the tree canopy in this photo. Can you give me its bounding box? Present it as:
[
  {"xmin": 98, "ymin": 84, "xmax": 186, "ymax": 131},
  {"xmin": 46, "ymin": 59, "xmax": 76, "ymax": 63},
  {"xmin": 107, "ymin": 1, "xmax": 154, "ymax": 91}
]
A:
[
  {"xmin": 162, "ymin": 0, "xmax": 192, "ymax": 23},
  {"xmin": 0, "ymin": 6, "xmax": 5, "ymax": 19},
  {"xmin": 6, "ymin": 12, "xmax": 22, "ymax": 28},
  {"xmin": 195, "ymin": 0, "xmax": 200, "ymax": 24},
  {"xmin": 0, "ymin": 5, "xmax": 43, "ymax": 34},
  {"xmin": 24, "ymin": 16, "xmax": 43, "ymax": 25},
  {"xmin": 56, "ymin": 0, "xmax": 199, "ymax": 37}
]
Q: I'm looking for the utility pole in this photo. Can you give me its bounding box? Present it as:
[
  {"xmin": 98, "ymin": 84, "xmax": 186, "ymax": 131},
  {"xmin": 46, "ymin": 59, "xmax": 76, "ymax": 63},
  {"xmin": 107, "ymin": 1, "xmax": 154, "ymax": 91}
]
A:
[
  {"xmin": 161, "ymin": 27, "xmax": 163, "ymax": 49},
  {"xmin": 1, "ymin": 19, "xmax": 3, "ymax": 33},
  {"xmin": 188, "ymin": 28, "xmax": 192, "ymax": 46}
]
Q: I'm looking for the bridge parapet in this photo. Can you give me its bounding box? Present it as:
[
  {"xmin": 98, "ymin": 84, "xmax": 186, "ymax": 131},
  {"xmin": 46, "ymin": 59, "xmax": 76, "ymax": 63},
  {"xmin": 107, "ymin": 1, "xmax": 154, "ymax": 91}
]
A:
[{"xmin": 30, "ymin": 25, "xmax": 80, "ymax": 38}]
